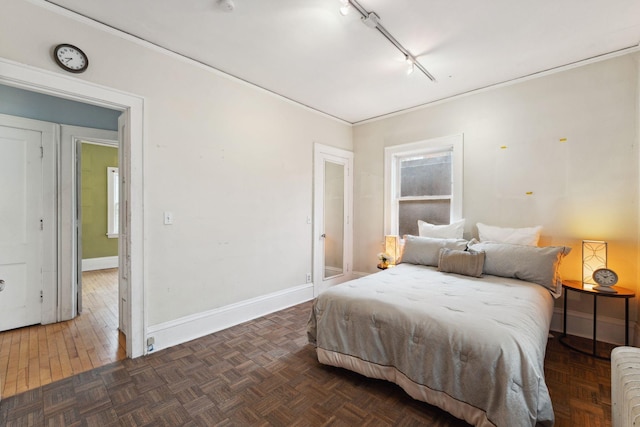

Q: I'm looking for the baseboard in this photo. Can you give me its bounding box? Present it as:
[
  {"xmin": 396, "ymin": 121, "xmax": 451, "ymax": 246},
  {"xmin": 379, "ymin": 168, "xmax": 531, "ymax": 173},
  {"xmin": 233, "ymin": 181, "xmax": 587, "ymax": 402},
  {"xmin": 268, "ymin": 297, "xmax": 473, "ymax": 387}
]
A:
[
  {"xmin": 550, "ymin": 307, "xmax": 637, "ymax": 346},
  {"xmin": 146, "ymin": 283, "xmax": 314, "ymax": 353},
  {"xmin": 82, "ymin": 256, "xmax": 118, "ymax": 271}
]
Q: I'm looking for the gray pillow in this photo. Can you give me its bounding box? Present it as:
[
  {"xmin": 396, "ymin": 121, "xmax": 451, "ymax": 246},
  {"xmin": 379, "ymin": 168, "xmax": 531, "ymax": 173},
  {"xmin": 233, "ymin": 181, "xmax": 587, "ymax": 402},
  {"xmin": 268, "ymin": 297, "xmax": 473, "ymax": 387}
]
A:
[
  {"xmin": 437, "ymin": 248, "xmax": 485, "ymax": 278},
  {"xmin": 401, "ymin": 235, "xmax": 468, "ymax": 267},
  {"xmin": 469, "ymin": 241, "xmax": 571, "ymax": 297}
]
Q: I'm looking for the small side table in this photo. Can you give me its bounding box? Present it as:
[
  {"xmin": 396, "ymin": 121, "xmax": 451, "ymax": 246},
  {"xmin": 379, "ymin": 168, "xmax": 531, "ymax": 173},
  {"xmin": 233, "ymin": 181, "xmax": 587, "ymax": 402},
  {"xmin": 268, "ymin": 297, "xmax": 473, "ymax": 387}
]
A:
[{"xmin": 560, "ymin": 280, "xmax": 635, "ymax": 359}]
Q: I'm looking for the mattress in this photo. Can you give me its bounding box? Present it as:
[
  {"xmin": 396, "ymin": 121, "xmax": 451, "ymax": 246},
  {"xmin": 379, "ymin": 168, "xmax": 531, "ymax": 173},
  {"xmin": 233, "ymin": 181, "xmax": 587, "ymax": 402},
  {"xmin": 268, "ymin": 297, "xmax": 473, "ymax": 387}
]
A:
[{"xmin": 307, "ymin": 263, "xmax": 555, "ymax": 427}]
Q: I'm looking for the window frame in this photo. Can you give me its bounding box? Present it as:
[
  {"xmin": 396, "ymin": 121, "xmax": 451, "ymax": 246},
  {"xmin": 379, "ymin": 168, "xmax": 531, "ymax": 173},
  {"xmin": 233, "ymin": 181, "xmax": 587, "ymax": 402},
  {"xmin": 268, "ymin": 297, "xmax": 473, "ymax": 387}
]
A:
[
  {"xmin": 107, "ymin": 166, "xmax": 119, "ymax": 239},
  {"xmin": 384, "ymin": 134, "xmax": 464, "ymax": 236}
]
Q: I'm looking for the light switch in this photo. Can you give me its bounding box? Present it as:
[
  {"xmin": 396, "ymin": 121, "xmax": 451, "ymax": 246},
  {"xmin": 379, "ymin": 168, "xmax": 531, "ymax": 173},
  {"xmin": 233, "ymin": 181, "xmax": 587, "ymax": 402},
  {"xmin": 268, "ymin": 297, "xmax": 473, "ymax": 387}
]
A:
[{"xmin": 164, "ymin": 211, "xmax": 174, "ymax": 225}]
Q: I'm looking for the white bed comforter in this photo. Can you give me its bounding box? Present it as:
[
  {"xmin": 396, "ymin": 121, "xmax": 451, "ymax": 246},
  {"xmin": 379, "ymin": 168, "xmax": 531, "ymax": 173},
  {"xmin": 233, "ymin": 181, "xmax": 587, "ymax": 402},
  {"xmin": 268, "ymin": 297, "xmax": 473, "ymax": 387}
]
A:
[{"xmin": 307, "ymin": 264, "xmax": 555, "ymax": 427}]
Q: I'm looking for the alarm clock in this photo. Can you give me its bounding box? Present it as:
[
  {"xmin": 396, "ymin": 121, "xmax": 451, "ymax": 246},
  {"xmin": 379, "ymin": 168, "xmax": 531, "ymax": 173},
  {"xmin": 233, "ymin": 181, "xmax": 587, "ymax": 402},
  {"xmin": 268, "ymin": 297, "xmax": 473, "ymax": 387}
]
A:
[{"xmin": 592, "ymin": 268, "xmax": 618, "ymax": 293}]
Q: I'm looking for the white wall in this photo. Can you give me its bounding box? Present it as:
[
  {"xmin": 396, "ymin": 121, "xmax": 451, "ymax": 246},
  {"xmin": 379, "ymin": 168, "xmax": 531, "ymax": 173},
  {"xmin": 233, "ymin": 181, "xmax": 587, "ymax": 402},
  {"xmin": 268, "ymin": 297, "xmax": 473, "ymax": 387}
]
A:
[
  {"xmin": 0, "ymin": 0, "xmax": 352, "ymax": 332},
  {"xmin": 353, "ymin": 53, "xmax": 639, "ymax": 321}
]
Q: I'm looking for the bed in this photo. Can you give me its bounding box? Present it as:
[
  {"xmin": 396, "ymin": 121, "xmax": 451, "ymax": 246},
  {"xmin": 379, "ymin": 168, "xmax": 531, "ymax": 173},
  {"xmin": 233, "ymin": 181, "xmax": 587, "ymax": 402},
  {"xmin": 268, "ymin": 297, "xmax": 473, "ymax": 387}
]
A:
[{"xmin": 308, "ymin": 236, "xmax": 570, "ymax": 427}]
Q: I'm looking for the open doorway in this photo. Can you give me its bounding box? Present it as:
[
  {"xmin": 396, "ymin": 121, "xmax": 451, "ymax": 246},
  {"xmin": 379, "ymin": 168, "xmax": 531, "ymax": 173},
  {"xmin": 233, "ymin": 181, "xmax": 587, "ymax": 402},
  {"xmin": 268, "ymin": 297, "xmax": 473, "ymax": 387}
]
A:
[
  {"xmin": 0, "ymin": 58, "xmax": 145, "ymax": 358},
  {"xmin": 77, "ymin": 138, "xmax": 122, "ymax": 342}
]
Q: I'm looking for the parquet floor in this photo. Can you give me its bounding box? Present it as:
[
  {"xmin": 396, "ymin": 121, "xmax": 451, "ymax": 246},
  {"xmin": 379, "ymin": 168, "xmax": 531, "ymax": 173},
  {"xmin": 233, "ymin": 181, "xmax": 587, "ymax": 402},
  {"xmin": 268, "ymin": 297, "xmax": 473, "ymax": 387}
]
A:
[
  {"xmin": 0, "ymin": 269, "xmax": 125, "ymax": 398},
  {"xmin": 0, "ymin": 299, "xmax": 616, "ymax": 426}
]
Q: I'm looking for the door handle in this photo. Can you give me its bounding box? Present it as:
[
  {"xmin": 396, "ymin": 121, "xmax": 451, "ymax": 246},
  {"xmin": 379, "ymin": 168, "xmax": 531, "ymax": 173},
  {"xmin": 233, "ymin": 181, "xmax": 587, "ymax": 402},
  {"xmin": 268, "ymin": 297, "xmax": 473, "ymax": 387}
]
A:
[{"xmin": 0, "ymin": 279, "xmax": 5, "ymax": 292}]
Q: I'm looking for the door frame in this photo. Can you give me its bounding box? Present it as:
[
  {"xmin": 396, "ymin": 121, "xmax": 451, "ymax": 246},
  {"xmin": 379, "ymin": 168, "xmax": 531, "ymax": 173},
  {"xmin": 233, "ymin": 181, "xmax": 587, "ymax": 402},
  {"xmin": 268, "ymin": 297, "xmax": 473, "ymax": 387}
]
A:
[
  {"xmin": 0, "ymin": 57, "xmax": 146, "ymax": 358},
  {"xmin": 313, "ymin": 143, "xmax": 354, "ymax": 296},
  {"xmin": 59, "ymin": 126, "xmax": 118, "ymax": 321}
]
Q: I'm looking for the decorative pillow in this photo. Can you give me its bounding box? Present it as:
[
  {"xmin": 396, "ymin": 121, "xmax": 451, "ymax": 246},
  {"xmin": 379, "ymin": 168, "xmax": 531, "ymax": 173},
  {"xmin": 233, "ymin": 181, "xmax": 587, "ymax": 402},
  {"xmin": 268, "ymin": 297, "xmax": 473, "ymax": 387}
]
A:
[
  {"xmin": 437, "ymin": 248, "xmax": 485, "ymax": 278},
  {"xmin": 476, "ymin": 223, "xmax": 542, "ymax": 246},
  {"xmin": 468, "ymin": 241, "xmax": 571, "ymax": 297},
  {"xmin": 400, "ymin": 235, "xmax": 468, "ymax": 267},
  {"xmin": 418, "ymin": 219, "xmax": 465, "ymax": 239}
]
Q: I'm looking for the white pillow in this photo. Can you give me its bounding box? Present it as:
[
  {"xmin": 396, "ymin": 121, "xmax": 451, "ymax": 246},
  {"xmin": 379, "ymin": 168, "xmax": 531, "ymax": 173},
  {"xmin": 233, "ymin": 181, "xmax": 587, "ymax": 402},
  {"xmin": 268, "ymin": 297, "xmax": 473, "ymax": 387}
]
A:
[
  {"xmin": 418, "ymin": 219, "xmax": 465, "ymax": 239},
  {"xmin": 476, "ymin": 223, "xmax": 542, "ymax": 246}
]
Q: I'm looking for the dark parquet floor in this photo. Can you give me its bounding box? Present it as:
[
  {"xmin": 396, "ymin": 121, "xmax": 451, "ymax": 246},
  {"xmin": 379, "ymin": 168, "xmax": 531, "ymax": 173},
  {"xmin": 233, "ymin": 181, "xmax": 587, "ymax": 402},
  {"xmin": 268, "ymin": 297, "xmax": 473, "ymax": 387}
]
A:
[{"xmin": 0, "ymin": 301, "xmax": 615, "ymax": 426}]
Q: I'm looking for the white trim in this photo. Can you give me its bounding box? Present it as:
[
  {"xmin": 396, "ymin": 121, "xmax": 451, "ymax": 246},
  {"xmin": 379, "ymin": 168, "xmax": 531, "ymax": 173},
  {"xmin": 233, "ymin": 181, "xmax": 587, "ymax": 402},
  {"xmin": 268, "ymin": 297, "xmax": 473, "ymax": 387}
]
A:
[
  {"xmin": 107, "ymin": 166, "xmax": 119, "ymax": 238},
  {"xmin": 146, "ymin": 284, "xmax": 314, "ymax": 353},
  {"xmin": 82, "ymin": 256, "xmax": 118, "ymax": 272},
  {"xmin": 550, "ymin": 307, "xmax": 636, "ymax": 346},
  {"xmin": 384, "ymin": 134, "xmax": 464, "ymax": 236},
  {"xmin": 0, "ymin": 57, "xmax": 146, "ymax": 358},
  {"xmin": 59, "ymin": 126, "xmax": 118, "ymax": 321}
]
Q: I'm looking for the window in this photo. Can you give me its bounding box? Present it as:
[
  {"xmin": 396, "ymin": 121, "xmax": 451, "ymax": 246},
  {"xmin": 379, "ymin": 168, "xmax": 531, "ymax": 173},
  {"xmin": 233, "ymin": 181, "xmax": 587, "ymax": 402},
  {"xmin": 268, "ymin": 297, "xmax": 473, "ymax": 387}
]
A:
[
  {"xmin": 384, "ymin": 135, "xmax": 463, "ymax": 237},
  {"xmin": 107, "ymin": 167, "xmax": 119, "ymax": 238}
]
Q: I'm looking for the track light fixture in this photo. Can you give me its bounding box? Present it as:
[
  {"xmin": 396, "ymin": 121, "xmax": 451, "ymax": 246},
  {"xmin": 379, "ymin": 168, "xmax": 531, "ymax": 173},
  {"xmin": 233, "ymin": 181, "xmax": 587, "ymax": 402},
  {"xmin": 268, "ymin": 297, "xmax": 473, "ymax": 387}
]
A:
[
  {"xmin": 406, "ymin": 56, "xmax": 415, "ymax": 75},
  {"xmin": 361, "ymin": 11, "xmax": 380, "ymax": 29},
  {"xmin": 339, "ymin": 0, "xmax": 350, "ymax": 16},
  {"xmin": 339, "ymin": 0, "xmax": 435, "ymax": 82},
  {"xmin": 217, "ymin": 0, "xmax": 235, "ymax": 12}
]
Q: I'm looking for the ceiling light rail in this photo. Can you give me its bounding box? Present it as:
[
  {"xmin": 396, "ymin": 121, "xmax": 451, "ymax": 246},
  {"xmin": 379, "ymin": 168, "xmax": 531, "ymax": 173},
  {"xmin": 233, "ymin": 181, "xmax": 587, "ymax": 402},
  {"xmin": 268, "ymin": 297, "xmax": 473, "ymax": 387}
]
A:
[{"xmin": 340, "ymin": 0, "xmax": 436, "ymax": 82}]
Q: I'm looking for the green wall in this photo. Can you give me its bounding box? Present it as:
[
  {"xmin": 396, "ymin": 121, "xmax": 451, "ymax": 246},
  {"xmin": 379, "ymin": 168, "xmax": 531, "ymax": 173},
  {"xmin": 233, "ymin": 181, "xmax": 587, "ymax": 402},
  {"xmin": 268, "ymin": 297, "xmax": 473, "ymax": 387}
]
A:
[{"xmin": 82, "ymin": 143, "xmax": 118, "ymax": 259}]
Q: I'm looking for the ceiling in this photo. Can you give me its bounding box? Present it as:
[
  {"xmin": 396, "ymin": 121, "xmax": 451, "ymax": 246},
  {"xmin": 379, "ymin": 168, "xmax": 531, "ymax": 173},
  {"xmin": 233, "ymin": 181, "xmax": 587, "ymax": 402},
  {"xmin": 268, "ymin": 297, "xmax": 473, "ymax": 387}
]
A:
[{"xmin": 46, "ymin": 0, "xmax": 640, "ymax": 124}]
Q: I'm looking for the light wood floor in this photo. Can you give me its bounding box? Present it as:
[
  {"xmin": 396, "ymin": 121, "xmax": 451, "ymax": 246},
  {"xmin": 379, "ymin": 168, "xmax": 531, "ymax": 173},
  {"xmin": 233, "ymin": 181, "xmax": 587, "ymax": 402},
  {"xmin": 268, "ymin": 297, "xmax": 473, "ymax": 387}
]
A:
[{"xmin": 0, "ymin": 268, "xmax": 125, "ymax": 398}]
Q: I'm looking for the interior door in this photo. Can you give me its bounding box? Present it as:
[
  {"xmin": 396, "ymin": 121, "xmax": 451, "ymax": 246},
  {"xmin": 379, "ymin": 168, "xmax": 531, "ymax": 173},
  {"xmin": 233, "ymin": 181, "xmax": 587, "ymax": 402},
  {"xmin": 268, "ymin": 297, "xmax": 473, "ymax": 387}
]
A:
[
  {"xmin": 313, "ymin": 144, "xmax": 353, "ymax": 296},
  {"xmin": 75, "ymin": 141, "xmax": 83, "ymax": 314},
  {"xmin": 117, "ymin": 113, "xmax": 128, "ymax": 335},
  {"xmin": 0, "ymin": 125, "xmax": 43, "ymax": 331}
]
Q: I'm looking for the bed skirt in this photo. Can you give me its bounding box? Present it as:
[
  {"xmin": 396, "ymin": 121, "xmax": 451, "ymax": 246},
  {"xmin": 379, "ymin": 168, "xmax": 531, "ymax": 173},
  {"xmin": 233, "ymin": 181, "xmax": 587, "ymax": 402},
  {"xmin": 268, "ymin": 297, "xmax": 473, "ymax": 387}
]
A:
[{"xmin": 317, "ymin": 347, "xmax": 495, "ymax": 427}]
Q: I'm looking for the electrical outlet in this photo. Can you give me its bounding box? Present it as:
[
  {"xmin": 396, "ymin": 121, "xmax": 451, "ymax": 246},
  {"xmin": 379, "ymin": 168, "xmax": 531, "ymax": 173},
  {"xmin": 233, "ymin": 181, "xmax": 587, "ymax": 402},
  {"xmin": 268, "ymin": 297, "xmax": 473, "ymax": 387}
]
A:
[{"xmin": 306, "ymin": 273, "xmax": 312, "ymax": 283}]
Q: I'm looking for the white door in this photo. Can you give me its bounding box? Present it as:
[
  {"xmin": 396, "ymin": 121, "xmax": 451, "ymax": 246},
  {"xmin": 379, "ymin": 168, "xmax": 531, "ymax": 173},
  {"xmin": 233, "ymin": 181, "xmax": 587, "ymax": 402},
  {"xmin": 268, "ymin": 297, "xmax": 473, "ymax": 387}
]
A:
[
  {"xmin": 313, "ymin": 144, "xmax": 353, "ymax": 296},
  {"xmin": 117, "ymin": 113, "xmax": 128, "ymax": 335},
  {"xmin": 0, "ymin": 126, "xmax": 43, "ymax": 331}
]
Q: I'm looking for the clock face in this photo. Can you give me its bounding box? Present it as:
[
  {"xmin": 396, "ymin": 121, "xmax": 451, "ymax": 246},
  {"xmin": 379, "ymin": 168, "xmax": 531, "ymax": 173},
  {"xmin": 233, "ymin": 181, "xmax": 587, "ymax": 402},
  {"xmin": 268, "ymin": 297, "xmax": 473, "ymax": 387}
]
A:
[
  {"xmin": 54, "ymin": 44, "xmax": 88, "ymax": 73},
  {"xmin": 593, "ymin": 268, "xmax": 618, "ymax": 287}
]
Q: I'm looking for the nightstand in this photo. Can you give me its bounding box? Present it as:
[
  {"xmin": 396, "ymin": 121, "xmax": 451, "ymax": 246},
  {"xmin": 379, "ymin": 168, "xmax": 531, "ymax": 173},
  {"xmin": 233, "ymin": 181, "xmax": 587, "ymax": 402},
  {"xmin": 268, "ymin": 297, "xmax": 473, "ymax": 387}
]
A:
[{"xmin": 560, "ymin": 279, "xmax": 635, "ymax": 359}]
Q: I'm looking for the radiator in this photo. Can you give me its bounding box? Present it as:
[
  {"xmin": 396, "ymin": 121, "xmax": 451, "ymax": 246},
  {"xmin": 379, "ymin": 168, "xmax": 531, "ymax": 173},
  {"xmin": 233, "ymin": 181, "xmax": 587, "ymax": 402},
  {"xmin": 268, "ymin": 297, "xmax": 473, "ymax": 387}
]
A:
[{"xmin": 612, "ymin": 346, "xmax": 640, "ymax": 427}]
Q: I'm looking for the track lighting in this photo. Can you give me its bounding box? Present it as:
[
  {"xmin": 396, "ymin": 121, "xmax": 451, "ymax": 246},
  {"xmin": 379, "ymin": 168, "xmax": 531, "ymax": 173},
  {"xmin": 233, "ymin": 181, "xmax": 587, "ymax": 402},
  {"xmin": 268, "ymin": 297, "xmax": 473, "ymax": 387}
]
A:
[
  {"xmin": 361, "ymin": 11, "xmax": 380, "ymax": 29},
  {"xmin": 406, "ymin": 56, "xmax": 415, "ymax": 75},
  {"xmin": 217, "ymin": 0, "xmax": 235, "ymax": 12},
  {"xmin": 338, "ymin": 0, "xmax": 436, "ymax": 82},
  {"xmin": 339, "ymin": 0, "xmax": 350, "ymax": 15}
]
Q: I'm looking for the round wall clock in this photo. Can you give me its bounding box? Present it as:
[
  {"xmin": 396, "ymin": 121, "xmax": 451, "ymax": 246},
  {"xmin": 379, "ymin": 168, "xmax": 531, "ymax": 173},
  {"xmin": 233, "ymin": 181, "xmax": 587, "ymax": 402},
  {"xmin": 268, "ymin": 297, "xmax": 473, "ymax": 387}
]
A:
[
  {"xmin": 53, "ymin": 44, "xmax": 89, "ymax": 73},
  {"xmin": 592, "ymin": 268, "xmax": 618, "ymax": 292}
]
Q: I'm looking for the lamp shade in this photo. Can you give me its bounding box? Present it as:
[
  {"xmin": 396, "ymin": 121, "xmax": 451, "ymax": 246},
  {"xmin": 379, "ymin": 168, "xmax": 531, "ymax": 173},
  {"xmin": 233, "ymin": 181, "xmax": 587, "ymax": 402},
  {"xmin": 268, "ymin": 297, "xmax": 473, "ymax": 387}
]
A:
[
  {"xmin": 582, "ymin": 240, "xmax": 607, "ymax": 284},
  {"xmin": 385, "ymin": 235, "xmax": 400, "ymax": 265}
]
